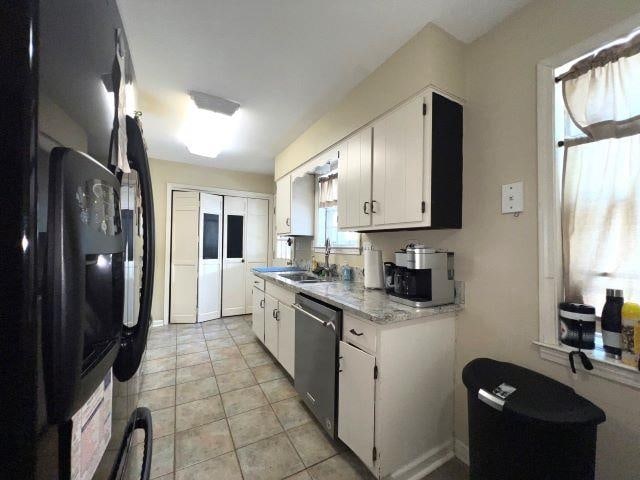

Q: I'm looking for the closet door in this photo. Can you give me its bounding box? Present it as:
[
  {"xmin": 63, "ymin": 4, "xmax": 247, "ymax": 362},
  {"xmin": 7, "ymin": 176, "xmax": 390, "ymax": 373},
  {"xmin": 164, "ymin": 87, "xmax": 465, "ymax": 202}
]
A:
[
  {"xmin": 198, "ymin": 193, "xmax": 223, "ymax": 321},
  {"xmin": 170, "ymin": 191, "xmax": 199, "ymax": 323},
  {"xmin": 245, "ymin": 198, "xmax": 269, "ymax": 313},
  {"xmin": 222, "ymin": 196, "xmax": 247, "ymax": 316}
]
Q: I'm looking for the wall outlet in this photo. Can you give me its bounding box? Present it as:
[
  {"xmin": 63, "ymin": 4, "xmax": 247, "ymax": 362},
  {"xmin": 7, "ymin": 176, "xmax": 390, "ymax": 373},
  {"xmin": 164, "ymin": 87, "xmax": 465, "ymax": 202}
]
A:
[{"xmin": 501, "ymin": 181, "xmax": 523, "ymax": 214}]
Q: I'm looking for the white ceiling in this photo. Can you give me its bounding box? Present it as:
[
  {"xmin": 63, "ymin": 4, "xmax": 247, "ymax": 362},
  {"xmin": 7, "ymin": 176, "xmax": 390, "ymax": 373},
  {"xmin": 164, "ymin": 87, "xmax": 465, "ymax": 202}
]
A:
[{"xmin": 118, "ymin": 0, "xmax": 528, "ymax": 174}]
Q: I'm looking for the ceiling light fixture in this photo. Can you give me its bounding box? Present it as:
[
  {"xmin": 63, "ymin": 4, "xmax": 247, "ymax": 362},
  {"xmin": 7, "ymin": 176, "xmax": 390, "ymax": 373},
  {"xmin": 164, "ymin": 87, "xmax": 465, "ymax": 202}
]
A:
[{"xmin": 181, "ymin": 91, "xmax": 240, "ymax": 159}]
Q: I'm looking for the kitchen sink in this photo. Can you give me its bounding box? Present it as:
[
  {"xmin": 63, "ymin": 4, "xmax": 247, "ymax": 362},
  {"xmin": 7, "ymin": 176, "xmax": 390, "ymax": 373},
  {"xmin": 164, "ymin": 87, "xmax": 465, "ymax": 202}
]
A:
[{"xmin": 278, "ymin": 272, "xmax": 326, "ymax": 283}]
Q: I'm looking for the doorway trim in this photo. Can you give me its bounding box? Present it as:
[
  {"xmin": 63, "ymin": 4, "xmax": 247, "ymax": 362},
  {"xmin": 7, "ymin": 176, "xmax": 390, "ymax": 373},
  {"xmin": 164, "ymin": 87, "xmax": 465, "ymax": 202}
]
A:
[{"xmin": 163, "ymin": 182, "xmax": 274, "ymax": 326}]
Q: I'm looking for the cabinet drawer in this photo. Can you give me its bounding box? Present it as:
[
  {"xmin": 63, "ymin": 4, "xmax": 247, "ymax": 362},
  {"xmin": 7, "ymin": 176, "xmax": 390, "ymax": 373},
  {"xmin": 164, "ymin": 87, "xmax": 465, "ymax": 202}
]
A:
[
  {"xmin": 343, "ymin": 314, "xmax": 377, "ymax": 354},
  {"xmin": 251, "ymin": 274, "xmax": 265, "ymax": 291},
  {"xmin": 265, "ymin": 281, "xmax": 296, "ymax": 306}
]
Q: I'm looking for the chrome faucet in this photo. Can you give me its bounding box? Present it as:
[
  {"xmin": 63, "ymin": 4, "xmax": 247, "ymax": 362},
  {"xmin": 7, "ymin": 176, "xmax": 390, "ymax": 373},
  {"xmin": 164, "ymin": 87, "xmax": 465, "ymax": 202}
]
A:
[{"xmin": 324, "ymin": 238, "xmax": 331, "ymax": 270}]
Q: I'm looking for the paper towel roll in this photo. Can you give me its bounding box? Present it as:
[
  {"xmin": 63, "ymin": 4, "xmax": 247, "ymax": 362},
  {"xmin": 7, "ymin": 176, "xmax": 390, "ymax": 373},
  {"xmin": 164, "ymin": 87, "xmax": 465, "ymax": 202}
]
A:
[{"xmin": 364, "ymin": 249, "xmax": 384, "ymax": 289}]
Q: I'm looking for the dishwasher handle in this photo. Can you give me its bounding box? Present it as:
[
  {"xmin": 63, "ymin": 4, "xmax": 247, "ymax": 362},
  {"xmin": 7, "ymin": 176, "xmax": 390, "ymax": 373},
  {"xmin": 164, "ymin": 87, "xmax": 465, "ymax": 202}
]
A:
[{"xmin": 292, "ymin": 303, "xmax": 336, "ymax": 332}]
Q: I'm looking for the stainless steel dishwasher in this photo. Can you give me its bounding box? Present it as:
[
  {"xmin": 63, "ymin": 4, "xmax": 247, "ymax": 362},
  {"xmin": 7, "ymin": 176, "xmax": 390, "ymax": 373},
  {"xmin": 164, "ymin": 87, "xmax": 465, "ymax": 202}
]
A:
[{"xmin": 293, "ymin": 293, "xmax": 342, "ymax": 439}]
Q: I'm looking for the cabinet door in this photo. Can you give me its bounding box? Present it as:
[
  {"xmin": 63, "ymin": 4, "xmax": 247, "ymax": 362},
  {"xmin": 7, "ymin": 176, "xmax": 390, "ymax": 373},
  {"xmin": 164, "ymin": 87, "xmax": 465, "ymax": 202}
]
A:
[
  {"xmin": 338, "ymin": 341, "xmax": 376, "ymax": 470},
  {"xmin": 372, "ymin": 95, "xmax": 424, "ymax": 226},
  {"xmin": 251, "ymin": 287, "xmax": 265, "ymax": 342},
  {"xmin": 245, "ymin": 263, "xmax": 266, "ymax": 313},
  {"xmin": 290, "ymin": 174, "xmax": 315, "ymax": 236},
  {"xmin": 276, "ymin": 175, "xmax": 291, "ymax": 234},
  {"xmin": 339, "ymin": 129, "xmax": 372, "ymax": 229},
  {"xmin": 277, "ymin": 302, "xmax": 295, "ymax": 377},
  {"xmin": 264, "ymin": 294, "xmax": 279, "ymax": 356}
]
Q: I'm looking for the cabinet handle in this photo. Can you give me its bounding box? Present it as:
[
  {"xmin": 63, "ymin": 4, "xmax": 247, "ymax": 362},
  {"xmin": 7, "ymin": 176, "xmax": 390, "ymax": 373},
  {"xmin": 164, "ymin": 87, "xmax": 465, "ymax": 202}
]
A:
[
  {"xmin": 254, "ymin": 280, "xmax": 260, "ymax": 284},
  {"xmin": 349, "ymin": 328, "xmax": 364, "ymax": 337},
  {"xmin": 260, "ymin": 299, "xmax": 265, "ymax": 308},
  {"xmin": 363, "ymin": 201, "xmax": 369, "ymax": 214},
  {"xmin": 371, "ymin": 200, "xmax": 378, "ymax": 214},
  {"xmin": 275, "ymin": 309, "xmax": 280, "ymax": 321},
  {"xmin": 286, "ymin": 218, "xmax": 290, "ymax": 226},
  {"xmin": 272, "ymin": 308, "xmax": 278, "ymax": 319}
]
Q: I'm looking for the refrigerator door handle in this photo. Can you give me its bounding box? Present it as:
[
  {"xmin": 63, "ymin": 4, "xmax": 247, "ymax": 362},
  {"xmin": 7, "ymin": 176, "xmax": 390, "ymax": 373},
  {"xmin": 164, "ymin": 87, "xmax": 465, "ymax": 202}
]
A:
[
  {"xmin": 113, "ymin": 116, "xmax": 156, "ymax": 381},
  {"xmin": 109, "ymin": 407, "xmax": 153, "ymax": 480}
]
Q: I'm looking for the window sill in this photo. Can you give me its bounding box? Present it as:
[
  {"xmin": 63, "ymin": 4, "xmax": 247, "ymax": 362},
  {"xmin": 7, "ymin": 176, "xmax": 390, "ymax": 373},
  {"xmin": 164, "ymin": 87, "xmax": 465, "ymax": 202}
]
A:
[
  {"xmin": 534, "ymin": 341, "xmax": 640, "ymax": 389},
  {"xmin": 312, "ymin": 247, "xmax": 361, "ymax": 255}
]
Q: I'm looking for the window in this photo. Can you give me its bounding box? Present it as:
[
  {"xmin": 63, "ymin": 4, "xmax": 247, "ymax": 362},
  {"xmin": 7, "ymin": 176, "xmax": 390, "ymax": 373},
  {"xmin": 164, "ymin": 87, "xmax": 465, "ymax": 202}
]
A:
[
  {"xmin": 226, "ymin": 214, "xmax": 244, "ymax": 258},
  {"xmin": 313, "ymin": 172, "xmax": 360, "ymax": 252},
  {"xmin": 202, "ymin": 213, "xmax": 219, "ymax": 259},
  {"xmin": 537, "ymin": 26, "xmax": 640, "ymax": 387},
  {"xmin": 558, "ymin": 33, "xmax": 640, "ymax": 312}
]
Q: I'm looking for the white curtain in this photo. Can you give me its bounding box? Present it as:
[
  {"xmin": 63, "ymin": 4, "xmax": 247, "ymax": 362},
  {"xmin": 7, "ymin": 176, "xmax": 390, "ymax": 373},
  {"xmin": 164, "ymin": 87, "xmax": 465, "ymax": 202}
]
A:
[
  {"xmin": 563, "ymin": 34, "xmax": 640, "ymax": 140},
  {"xmin": 562, "ymin": 33, "xmax": 640, "ymax": 311},
  {"xmin": 562, "ymin": 136, "xmax": 640, "ymax": 310},
  {"xmin": 318, "ymin": 173, "xmax": 338, "ymax": 208}
]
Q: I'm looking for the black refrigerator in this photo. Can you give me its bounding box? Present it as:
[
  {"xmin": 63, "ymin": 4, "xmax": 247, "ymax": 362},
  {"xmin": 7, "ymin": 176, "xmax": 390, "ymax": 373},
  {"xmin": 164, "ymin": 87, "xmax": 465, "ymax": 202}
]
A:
[{"xmin": 2, "ymin": 1, "xmax": 155, "ymax": 479}]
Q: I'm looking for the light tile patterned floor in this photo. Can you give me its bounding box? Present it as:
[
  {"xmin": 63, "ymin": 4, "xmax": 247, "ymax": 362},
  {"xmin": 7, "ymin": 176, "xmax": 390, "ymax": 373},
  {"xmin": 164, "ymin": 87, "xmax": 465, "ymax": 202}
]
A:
[{"xmin": 135, "ymin": 315, "xmax": 468, "ymax": 480}]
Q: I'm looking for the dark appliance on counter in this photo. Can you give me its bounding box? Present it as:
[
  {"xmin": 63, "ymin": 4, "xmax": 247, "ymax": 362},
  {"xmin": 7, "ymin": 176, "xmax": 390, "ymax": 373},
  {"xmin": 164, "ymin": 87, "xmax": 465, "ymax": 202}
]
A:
[
  {"xmin": 389, "ymin": 246, "xmax": 455, "ymax": 308},
  {"xmin": 383, "ymin": 262, "xmax": 396, "ymax": 292},
  {"xmin": 293, "ymin": 294, "xmax": 343, "ymax": 438},
  {"xmin": 2, "ymin": 1, "xmax": 155, "ymax": 479}
]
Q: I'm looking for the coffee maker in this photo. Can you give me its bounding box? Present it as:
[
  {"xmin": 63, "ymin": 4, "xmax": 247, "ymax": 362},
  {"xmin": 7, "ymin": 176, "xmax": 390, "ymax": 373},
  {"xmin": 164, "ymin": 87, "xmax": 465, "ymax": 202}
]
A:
[{"xmin": 389, "ymin": 245, "xmax": 455, "ymax": 307}]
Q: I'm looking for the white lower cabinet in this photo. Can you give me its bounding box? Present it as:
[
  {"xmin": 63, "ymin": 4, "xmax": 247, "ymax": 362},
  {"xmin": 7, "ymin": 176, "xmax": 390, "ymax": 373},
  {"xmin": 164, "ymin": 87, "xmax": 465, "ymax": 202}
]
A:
[
  {"xmin": 337, "ymin": 312, "xmax": 455, "ymax": 479},
  {"xmin": 277, "ymin": 303, "xmax": 295, "ymax": 377},
  {"xmin": 338, "ymin": 341, "xmax": 376, "ymax": 470},
  {"xmin": 251, "ymin": 286, "xmax": 265, "ymax": 341},
  {"xmin": 264, "ymin": 293, "xmax": 279, "ymax": 355},
  {"xmin": 260, "ymin": 291, "xmax": 295, "ymax": 377}
]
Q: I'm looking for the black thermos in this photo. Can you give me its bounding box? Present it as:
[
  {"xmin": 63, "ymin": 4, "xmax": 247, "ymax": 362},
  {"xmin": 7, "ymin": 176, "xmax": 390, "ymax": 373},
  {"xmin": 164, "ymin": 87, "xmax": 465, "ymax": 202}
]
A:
[{"xmin": 601, "ymin": 289, "xmax": 624, "ymax": 359}]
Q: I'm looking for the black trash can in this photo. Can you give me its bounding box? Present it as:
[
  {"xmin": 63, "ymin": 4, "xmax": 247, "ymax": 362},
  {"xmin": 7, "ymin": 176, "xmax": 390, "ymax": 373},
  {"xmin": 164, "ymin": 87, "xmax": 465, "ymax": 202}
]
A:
[{"xmin": 462, "ymin": 358, "xmax": 606, "ymax": 480}]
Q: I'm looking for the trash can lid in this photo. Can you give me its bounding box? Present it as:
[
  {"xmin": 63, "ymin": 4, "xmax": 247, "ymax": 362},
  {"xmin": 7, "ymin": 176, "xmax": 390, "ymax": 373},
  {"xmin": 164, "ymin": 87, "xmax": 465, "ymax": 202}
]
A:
[{"xmin": 462, "ymin": 358, "xmax": 606, "ymax": 426}]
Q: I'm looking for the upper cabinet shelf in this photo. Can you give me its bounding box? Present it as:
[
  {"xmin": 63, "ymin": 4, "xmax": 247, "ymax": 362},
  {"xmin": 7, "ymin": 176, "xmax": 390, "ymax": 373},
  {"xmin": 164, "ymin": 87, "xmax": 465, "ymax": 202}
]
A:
[{"xmin": 338, "ymin": 88, "xmax": 463, "ymax": 232}]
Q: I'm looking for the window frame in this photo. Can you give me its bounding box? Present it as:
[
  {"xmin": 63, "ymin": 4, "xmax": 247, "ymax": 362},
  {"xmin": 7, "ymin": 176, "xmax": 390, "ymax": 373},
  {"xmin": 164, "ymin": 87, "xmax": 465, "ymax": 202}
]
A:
[
  {"xmin": 313, "ymin": 176, "xmax": 361, "ymax": 255},
  {"xmin": 536, "ymin": 16, "xmax": 640, "ymax": 389}
]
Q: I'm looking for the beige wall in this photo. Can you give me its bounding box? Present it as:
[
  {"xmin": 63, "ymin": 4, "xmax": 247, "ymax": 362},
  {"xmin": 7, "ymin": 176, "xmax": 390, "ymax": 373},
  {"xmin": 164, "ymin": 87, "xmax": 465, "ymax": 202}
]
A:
[
  {"xmin": 276, "ymin": 1, "xmax": 640, "ymax": 477},
  {"xmin": 149, "ymin": 157, "xmax": 274, "ymax": 321},
  {"xmin": 452, "ymin": 2, "xmax": 640, "ymax": 478},
  {"xmin": 274, "ymin": 23, "xmax": 465, "ymax": 179}
]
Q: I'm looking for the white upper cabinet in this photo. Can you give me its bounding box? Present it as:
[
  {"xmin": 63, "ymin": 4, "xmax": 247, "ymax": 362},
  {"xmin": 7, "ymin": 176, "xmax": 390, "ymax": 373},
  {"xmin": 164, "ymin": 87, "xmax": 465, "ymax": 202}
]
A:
[
  {"xmin": 276, "ymin": 173, "xmax": 315, "ymax": 236},
  {"xmin": 372, "ymin": 94, "xmax": 424, "ymax": 226},
  {"xmin": 335, "ymin": 88, "xmax": 463, "ymax": 232},
  {"xmin": 338, "ymin": 128, "xmax": 373, "ymax": 229},
  {"xmin": 275, "ymin": 175, "xmax": 292, "ymax": 235}
]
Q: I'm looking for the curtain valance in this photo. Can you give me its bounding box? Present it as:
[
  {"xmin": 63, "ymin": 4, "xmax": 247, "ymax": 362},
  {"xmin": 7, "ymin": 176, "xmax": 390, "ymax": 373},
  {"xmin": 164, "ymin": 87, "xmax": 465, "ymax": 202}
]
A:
[
  {"xmin": 318, "ymin": 173, "xmax": 338, "ymax": 208},
  {"xmin": 562, "ymin": 32, "xmax": 640, "ymax": 140}
]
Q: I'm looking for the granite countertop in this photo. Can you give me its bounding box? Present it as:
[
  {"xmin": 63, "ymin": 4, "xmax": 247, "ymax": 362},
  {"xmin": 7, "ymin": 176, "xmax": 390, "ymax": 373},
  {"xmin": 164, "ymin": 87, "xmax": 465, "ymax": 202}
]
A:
[{"xmin": 253, "ymin": 270, "xmax": 461, "ymax": 325}]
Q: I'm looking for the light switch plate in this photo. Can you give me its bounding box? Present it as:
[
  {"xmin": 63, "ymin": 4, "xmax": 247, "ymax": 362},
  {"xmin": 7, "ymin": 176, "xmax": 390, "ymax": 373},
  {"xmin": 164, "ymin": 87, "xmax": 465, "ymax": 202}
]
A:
[{"xmin": 502, "ymin": 181, "xmax": 523, "ymax": 214}]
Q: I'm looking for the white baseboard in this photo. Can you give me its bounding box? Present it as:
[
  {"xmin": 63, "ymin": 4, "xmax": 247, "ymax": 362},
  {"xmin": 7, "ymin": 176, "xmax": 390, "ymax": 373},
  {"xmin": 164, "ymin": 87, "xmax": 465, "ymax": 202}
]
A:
[
  {"xmin": 389, "ymin": 441, "xmax": 454, "ymax": 480},
  {"xmin": 454, "ymin": 439, "xmax": 469, "ymax": 465},
  {"xmin": 152, "ymin": 318, "xmax": 165, "ymax": 328}
]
